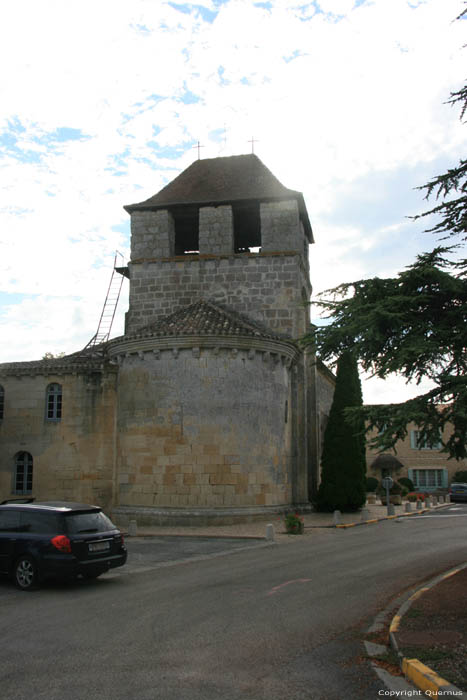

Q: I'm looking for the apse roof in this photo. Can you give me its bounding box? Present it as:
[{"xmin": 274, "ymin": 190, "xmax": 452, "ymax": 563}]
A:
[
  {"xmin": 135, "ymin": 299, "xmax": 286, "ymax": 340},
  {"xmin": 124, "ymin": 154, "xmax": 313, "ymax": 241}
]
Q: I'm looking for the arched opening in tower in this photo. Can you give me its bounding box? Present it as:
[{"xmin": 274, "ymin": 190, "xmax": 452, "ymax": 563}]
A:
[{"xmin": 232, "ymin": 201, "xmax": 261, "ymax": 253}]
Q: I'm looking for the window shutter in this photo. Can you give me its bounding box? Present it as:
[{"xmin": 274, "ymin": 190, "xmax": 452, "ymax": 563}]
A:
[
  {"xmin": 441, "ymin": 469, "xmax": 448, "ymax": 488},
  {"xmin": 410, "ymin": 431, "xmax": 417, "ymax": 449},
  {"xmin": 408, "ymin": 468, "xmax": 414, "ymax": 486}
]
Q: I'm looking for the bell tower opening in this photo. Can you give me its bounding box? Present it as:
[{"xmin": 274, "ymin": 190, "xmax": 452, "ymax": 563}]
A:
[
  {"xmin": 172, "ymin": 205, "xmax": 199, "ymax": 255},
  {"xmin": 232, "ymin": 201, "xmax": 261, "ymax": 253}
]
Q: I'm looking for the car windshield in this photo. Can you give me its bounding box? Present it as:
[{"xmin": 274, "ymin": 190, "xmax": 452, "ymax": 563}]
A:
[{"xmin": 64, "ymin": 511, "xmax": 116, "ymax": 534}]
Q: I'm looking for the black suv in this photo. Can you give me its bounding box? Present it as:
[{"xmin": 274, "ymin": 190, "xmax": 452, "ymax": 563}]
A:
[{"xmin": 0, "ymin": 500, "xmax": 127, "ymax": 590}]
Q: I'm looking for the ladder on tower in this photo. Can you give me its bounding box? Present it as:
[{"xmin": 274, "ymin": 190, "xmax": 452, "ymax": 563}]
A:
[{"xmin": 83, "ymin": 252, "xmax": 126, "ymax": 349}]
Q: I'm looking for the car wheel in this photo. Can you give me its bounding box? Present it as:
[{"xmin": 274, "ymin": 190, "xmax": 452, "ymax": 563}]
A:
[{"xmin": 14, "ymin": 555, "xmax": 39, "ymax": 591}]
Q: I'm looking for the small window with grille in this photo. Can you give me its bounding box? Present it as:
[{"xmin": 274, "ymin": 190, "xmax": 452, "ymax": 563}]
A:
[
  {"xmin": 46, "ymin": 383, "xmax": 62, "ymax": 421},
  {"xmin": 14, "ymin": 452, "xmax": 33, "ymax": 494}
]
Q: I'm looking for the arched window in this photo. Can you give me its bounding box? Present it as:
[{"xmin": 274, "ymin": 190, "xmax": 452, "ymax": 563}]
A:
[
  {"xmin": 46, "ymin": 383, "xmax": 62, "ymax": 420},
  {"xmin": 14, "ymin": 452, "xmax": 33, "ymax": 494},
  {"xmin": 0, "ymin": 385, "xmax": 4, "ymax": 419}
]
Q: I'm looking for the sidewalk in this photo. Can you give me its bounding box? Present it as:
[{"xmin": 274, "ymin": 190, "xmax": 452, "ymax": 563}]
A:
[{"xmin": 125, "ymin": 501, "xmax": 444, "ymax": 542}]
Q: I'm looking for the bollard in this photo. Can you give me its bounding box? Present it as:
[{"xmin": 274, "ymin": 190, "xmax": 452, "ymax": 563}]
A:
[
  {"xmin": 438, "ymin": 495, "xmax": 445, "ymax": 504},
  {"xmin": 446, "ymin": 494, "xmax": 451, "ymax": 503},
  {"xmin": 388, "ymin": 504, "xmax": 395, "ymax": 516},
  {"xmin": 128, "ymin": 519, "xmax": 138, "ymax": 536},
  {"xmin": 333, "ymin": 510, "xmax": 342, "ymax": 525},
  {"xmin": 360, "ymin": 508, "xmax": 370, "ymax": 522},
  {"xmin": 432, "ymin": 496, "xmax": 438, "ymax": 505},
  {"xmin": 416, "ymin": 500, "xmax": 422, "ymax": 510},
  {"xmin": 425, "ymin": 497, "xmax": 432, "ymax": 508},
  {"xmin": 405, "ymin": 502, "xmax": 412, "ymax": 513},
  {"xmin": 265, "ymin": 524, "xmax": 275, "ymax": 542}
]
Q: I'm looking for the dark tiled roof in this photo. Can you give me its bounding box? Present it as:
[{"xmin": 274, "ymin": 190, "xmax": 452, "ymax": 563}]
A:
[
  {"xmin": 124, "ymin": 154, "xmax": 313, "ymax": 242},
  {"xmin": 124, "ymin": 154, "xmax": 299, "ymax": 211},
  {"xmin": 134, "ymin": 300, "xmax": 286, "ymax": 340},
  {"xmin": 370, "ymin": 454, "xmax": 404, "ymax": 470},
  {"xmin": 0, "ymin": 344, "xmax": 111, "ymax": 376}
]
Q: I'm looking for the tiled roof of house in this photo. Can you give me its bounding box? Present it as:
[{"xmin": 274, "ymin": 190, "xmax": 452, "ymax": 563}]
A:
[
  {"xmin": 370, "ymin": 454, "xmax": 404, "ymax": 471},
  {"xmin": 134, "ymin": 299, "xmax": 286, "ymax": 340}
]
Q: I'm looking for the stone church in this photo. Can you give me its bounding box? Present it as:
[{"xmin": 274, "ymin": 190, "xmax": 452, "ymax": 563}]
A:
[{"xmin": 0, "ymin": 154, "xmax": 334, "ymax": 525}]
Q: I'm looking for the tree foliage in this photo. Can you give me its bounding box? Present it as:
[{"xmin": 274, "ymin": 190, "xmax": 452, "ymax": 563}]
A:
[
  {"xmin": 311, "ymin": 22, "xmax": 467, "ymax": 461},
  {"xmin": 316, "ymin": 351, "xmax": 366, "ymax": 512},
  {"xmin": 314, "ymin": 249, "xmax": 467, "ymax": 459}
]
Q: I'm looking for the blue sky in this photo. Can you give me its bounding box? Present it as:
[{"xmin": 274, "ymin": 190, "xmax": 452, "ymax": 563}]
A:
[{"xmin": 0, "ymin": 0, "xmax": 465, "ymax": 403}]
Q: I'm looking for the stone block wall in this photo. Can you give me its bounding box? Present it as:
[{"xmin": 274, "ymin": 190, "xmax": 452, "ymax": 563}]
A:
[
  {"xmin": 260, "ymin": 200, "xmax": 304, "ymax": 253},
  {"xmin": 199, "ymin": 206, "xmax": 233, "ymax": 255},
  {"xmin": 130, "ymin": 210, "xmax": 175, "ymax": 259},
  {"xmin": 116, "ymin": 347, "xmax": 294, "ymax": 509},
  {"xmin": 127, "ymin": 253, "xmax": 311, "ymax": 338},
  {"xmin": 0, "ymin": 370, "xmax": 117, "ymax": 508}
]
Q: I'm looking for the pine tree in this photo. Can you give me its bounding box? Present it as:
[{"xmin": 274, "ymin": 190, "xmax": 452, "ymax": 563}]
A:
[
  {"xmin": 311, "ymin": 11, "xmax": 467, "ymax": 461},
  {"xmin": 316, "ymin": 351, "xmax": 366, "ymax": 512}
]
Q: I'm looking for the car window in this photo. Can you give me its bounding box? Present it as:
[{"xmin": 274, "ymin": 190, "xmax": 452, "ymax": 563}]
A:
[
  {"xmin": 19, "ymin": 511, "xmax": 63, "ymax": 534},
  {"xmin": 64, "ymin": 511, "xmax": 116, "ymax": 534},
  {"xmin": 0, "ymin": 510, "xmax": 21, "ymax": 532}
]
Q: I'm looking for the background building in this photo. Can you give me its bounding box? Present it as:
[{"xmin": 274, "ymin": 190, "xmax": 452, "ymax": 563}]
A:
[{"xmin": 366, "ymin": 421, "xmax": 467, "ymax": 491}]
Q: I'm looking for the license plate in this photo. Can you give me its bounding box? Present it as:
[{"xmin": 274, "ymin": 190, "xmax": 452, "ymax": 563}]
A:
[{"xmin": 88, "ymin": 540, "xmax": 110, "ymax": 553}]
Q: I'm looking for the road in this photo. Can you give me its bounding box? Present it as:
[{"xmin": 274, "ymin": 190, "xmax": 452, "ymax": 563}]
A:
[{"xmin": 1, "ymin": 504, "xmax": 466, "ymax": 700}]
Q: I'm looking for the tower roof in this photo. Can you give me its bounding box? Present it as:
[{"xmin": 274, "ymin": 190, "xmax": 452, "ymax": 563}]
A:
[{"xmin": 124, "ymin": 154, "xmax": 313, "ymax": 241}]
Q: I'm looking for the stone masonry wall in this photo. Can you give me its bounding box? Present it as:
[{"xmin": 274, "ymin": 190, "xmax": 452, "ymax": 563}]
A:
[
  {"xmin": 130, "ymin": 210, "xmax": 175, "ymax": 259},
  {"xmin": 260, "ymin": 200, "xmax": 304, "ymax": 253},
  {"xmin": 127, "ymin": 253, "xmax": 311, "ymax": 338},
  {"xmin": 0, "ymin": 371, "xmax": 117, "ymax": 508},
  {"xmin": 199, "ymin": 206, "xmax": 233, "ymax": 255},
  {"xmin": 116, "ymin": 347, "xmax": 293, "ymax": 509}
]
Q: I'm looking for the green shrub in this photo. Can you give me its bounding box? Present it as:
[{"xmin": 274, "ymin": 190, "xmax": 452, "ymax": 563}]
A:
[
  {"xmin": 284, "ymin": 513, "xmax": 304, "ymax": 534},
  {"xmin": 378, "ymin": 481, "xmax": 402, "ymax": 496},
  {"xmin": 398, "ymin": 477, "xmax": 415, "ymax": 491},
  {"xmin": 366, "ymin": 476, "xmax": 379, "ymax": 492},
  {"xmin": 453, "ymin": 470, "xmax": 467, "ymax": 483}
]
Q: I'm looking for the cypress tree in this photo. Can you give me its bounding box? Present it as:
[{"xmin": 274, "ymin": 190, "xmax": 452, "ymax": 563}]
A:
[{"xmin": 316, "ymin": 351, "xmax": 366, "ymax": 512}]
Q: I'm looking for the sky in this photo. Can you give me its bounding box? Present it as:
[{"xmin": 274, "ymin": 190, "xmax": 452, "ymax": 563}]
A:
[{"xmin": 0, "ymin": 0, "xmax": 465, "ymax": 404}]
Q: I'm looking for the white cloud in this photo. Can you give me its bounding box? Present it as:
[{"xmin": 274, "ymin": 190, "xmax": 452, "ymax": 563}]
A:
[{"xmin": 0, "ymin": 0, "xmax": 464, "ymax": 405}]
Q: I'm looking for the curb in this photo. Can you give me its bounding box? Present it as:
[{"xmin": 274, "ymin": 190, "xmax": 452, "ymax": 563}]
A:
[
  {"xmin": 333, "ymin": 503, "xmax": 451, "ymax": 529},
  {"xmin": 389, "ymin": 563, "xmax": 467, "ymax": 697},
  {"xmin": 123, "ymin": 532, "xmax": 265, "ymax": 540}
]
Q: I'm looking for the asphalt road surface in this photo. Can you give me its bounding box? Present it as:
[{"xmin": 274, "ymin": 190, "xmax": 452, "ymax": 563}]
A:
[{"xmin": 1, "ymin": 506, "xmax": 466, "ymax": 700}]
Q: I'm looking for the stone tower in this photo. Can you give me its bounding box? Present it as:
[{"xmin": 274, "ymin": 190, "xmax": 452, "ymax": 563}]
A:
[
  {"xmin": 108, "ymin": 154, "xmax": 317, "ymax": 524},
  {"xmin": 123, "ymin": 154, "xmax": 313, "ymax": 337},
  {"xmin": 0, "ymin": 154, "xmax": 334, "ymax": 522}
]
